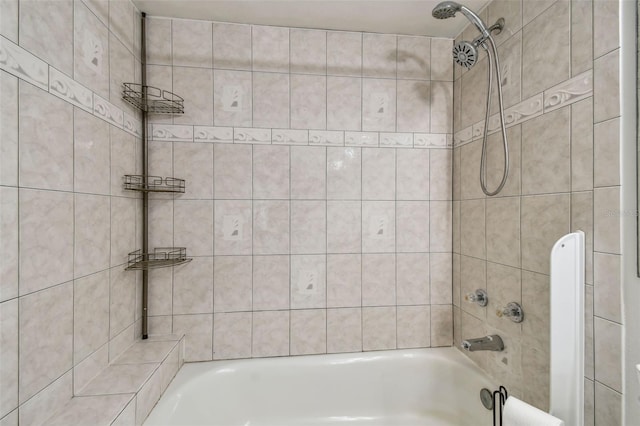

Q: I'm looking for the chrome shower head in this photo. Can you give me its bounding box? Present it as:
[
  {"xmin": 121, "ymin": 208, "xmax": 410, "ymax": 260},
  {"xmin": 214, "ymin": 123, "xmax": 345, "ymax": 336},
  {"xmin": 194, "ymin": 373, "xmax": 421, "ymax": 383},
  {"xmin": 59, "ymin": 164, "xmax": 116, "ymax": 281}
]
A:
[
  {"xmin": 453, "ymin": 40, "xmax": 478, "ymax": 69},
  {"xmin": 432, "ymin": 1, "xmax": 490, "ymax": 38},
  {"xmin": 432, "ymin": 1, "xmax": 461, "ymax": 19}
]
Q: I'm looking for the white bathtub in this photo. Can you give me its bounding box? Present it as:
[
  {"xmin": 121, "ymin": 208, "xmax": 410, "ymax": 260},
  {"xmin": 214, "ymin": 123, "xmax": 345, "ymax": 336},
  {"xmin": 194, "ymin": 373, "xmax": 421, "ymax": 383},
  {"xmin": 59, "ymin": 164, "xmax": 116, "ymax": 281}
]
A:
[{"xmin": 144, "ymin": 347, "xmax": 495, "ymax": 426}]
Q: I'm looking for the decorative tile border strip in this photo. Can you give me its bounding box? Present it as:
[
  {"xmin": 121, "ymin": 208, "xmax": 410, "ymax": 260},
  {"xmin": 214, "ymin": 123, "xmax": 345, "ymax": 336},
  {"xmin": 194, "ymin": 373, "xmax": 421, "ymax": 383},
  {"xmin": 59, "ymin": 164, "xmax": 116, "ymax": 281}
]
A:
[
  {"xmin": 1, "ymin": 35, "xmax": 142, "ymax": 138},
  {"xmin": 454, "ymin": 71, "xmax": 593, "ymax": 148},
  {"xmin": 149, "ymin": 124, "xmax": 453, "ymax": 149},
  {"xmin": 0, "ymin": 35, "xmax": 48, "ymax": 90}
]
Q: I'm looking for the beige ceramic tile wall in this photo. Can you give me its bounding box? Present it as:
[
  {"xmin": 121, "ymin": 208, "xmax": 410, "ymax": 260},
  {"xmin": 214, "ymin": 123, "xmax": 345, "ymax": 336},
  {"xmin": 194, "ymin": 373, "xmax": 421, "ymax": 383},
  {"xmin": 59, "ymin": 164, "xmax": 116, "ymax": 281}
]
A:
[
  {"xmin": 144, "ymin": 17, "xmax": 455, "ymax": 362},
  {"xmin": 0, "ymin": 0, "xmax": 143, "ymax": 424},
  {"xmin": 452, "ymin": 0, "xmax": 622, "ymax": 423}
]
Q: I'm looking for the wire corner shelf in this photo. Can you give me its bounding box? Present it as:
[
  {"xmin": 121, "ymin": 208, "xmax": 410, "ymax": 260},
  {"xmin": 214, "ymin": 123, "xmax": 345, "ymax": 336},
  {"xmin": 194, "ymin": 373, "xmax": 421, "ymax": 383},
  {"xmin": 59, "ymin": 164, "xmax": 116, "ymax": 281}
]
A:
[
  {"xmin": 126, "ymin": 248, "xmax": 192, "ymax": 271},
  {"xmin": 124, "ymin": 175, "xmax": 186, "ymax": 193},
  {"xmin": 122, "ymin": 83, "xmax": 184, "ymax": 114}
]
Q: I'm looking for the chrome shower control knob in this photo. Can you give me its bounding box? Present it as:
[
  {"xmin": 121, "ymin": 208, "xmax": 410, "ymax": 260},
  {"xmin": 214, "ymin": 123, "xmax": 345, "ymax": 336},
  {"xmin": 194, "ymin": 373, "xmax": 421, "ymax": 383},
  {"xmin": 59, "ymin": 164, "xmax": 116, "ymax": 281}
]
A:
[
  {"xmin": 496, "ymin": 302, "xmax": 524, "ymax": 323},
  {"xmin": 464, "ymin": 289, "xmax": 488, "ymax": 307}
]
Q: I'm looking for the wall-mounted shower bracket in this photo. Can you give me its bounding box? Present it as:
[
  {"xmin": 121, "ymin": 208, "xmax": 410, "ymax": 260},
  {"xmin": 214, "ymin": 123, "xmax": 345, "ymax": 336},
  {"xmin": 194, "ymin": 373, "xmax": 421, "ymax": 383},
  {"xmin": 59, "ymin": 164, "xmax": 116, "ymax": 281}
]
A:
[
  {"xmin": 465, "ymin": 289, "xmax": 488, "ymax": 307},
  {"xmin": 496, "ymin": 302, "xmax": 524, "ymax": 323}
]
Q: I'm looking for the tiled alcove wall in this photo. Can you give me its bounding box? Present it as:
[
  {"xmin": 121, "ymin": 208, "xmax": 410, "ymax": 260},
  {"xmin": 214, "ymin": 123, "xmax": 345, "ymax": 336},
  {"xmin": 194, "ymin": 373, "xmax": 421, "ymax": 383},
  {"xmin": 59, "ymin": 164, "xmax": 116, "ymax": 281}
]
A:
[
  {"xmin": 1, "ymin": 0, "xmax": 145, "ymax": 424},
  {"xmin": 144, "ymin": 17, "xmax": 456, "ymax": 361},
  {"xmin": 452, "ymin": 0, "xmax": 623, "ymax": 424}
]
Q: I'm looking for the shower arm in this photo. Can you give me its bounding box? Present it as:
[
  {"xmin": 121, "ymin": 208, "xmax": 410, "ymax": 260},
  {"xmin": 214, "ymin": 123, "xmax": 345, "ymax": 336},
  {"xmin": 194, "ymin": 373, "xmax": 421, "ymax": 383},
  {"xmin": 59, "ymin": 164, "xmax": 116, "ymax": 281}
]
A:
[{"xmin": 479, "ymin": 34, "xmax": 509, "ymax": 196}]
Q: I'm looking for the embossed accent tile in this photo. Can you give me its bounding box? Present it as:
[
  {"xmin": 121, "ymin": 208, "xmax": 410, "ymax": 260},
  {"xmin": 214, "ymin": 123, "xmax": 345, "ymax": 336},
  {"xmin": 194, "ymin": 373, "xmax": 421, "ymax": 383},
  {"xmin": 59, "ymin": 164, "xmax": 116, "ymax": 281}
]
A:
[
  {"xmin": 234, "ymin": 127, "xmax": 271, "ymax": 144},
  {"xmin": 194, "ymin": 126, "xmax": 233, "ymax": 143},
  {"xmin": 543, "ymin": 69, "xmax": 593, "ymax": 113},
  {"xmin": 345, "ymin": 131, "xmax": 379, "ymax": 147},
  {"xmin": 93, "ymin": 94, "xmax": 123, "ymax": 129},
  {"xmin": 380, "ymin": 132, "xmax": 412, "ymax": 148},
  {"xmin": 413, "ymin": 133, "xmax": 448, "ymax": 148},
  {"xmin": 272, "ymin": 129, "xmax": 309, "ymax": 145},
  {"xmin": 49, "ymin": 67, "xmax": 93, "ymax": 113},
  {"xmin": 309, "ymin": 130, "xmax": 344, "ymax": 146},
  {"xmin": 151, "ymin": 124, "xmax": 193, "ymax": 142},
  {"xmin": 123, "ymin": 112, "xmax": 142, "ymax": 138},
  {"xmin": 0, "ymin": 36, "xmax": 48, "ymax": 90}
]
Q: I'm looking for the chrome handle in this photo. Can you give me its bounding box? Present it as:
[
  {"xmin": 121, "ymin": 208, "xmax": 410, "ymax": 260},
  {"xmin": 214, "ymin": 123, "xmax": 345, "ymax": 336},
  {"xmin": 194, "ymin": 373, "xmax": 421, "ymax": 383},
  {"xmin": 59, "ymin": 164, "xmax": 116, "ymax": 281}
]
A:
[
  {"xmin": 496, "ymin": 302, "xmax": 524, "ymax": 323},
  {"xmin": 464, "ymin": 289, "xmax": 488, "ymax": 307}
]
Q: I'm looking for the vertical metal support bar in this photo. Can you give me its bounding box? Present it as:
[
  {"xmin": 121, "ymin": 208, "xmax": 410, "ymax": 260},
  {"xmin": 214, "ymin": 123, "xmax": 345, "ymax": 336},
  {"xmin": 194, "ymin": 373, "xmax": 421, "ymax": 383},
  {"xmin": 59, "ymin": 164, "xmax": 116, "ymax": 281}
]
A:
[{"xmin": 140, "ymin": 12, "xmax": 149, "ymax": 339}]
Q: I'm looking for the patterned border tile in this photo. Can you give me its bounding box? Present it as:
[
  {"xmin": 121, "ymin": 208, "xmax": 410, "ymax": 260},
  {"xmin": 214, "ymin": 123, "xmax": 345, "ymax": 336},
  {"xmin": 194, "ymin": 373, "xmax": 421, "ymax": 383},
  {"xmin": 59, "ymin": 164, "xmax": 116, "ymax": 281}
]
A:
[
  {"xmin": 543, "ymin": 70, "xmax": 593, "ymax": 113},
  {"xmin": 194, "ymin": 126, "xmax": 233, "ymax": 143},
  {"xmin": 49, "ymin": 67, "xmax": 93, "ymax": 113},
  {"xmin": 345, "ymin": 131, "xmax": 379, "ymax": 147},
  {"xmin": 380, "ymin": 132, "xmax": 413, "ymax": 148},
  {"xmin": 93, "ymin": 94, "xmax": 124, "ymax": 129},
  {"xmin": 309, "ymin": 130, "xmax": 344, "ymax": 146},
  {"xmin": 234, "ymin": 127, "xmax": 271, "ymax": 144},
  {"xmin": 151, "ymin": 124, "xmax": 193, "ymax": 142},
  {"xmin": 0, "ymin": 36, "xmax": 48, "ymax": 90},
  {"xmin": 272, "ymin": 129, "xmax": 309, "ymax": 145}
]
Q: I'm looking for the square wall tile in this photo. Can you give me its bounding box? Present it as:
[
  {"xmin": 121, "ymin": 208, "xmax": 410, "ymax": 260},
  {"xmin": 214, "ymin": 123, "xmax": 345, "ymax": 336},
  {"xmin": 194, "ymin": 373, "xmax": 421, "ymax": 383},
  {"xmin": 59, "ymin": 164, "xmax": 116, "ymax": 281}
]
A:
[
  {"xmin": 146, "ymin": 18, "xmax": 171, "ymax": 65},
  {"xmin": 397, "ymin": 80, "xmax": 430, "ymax": 133},
  {"xmin": 213, "ymin": 256, "xmax": 251, "ymax": 313},
  {"xmin": 327, "ymin": 201, "xmax": 361, "ymax": 254},
  {"xmin": 486, "ymin": 262, "xmax": 522, "ymax": 336},
  {"xmin": 252, "ymin": 25, "xmax": 289, "ymax": 72},
  {"xmin": 397, "ymin": 306, "xmax": 430, "ymax": 348},
  {"xmin": 291, "ymin": 201, "xmax": 326, "ymax": 254},
  {"xmin": 593, "ymin": 186, "xmax": 620, "ymax": 255},
  {"xmin": 174, "ymin": 257, "xmax": 214, "ymax": 314},
  {"xmin": 431, "ymin": 38, "xmax": 453, "ymax": 81},
  {"xmin": 253, "ymin": 145, "xmax": 290, "ymax": 199},
  {"xmin": 19, "ymin": 189, "xmax": 74, "ymax": 295},
  {"xmin": 327, "ymin": 147, "xmax": 361, "ymax": 200},
  {"xmin": 593, "ymin": 253, "xmax": 621, "ymax": 323},
  {"xmin": 397, "ymin": 201, "xmax": 429, "ymax": 253},
  {"xmin": 397, "ymin": 149, "xmax": 429, "ymax": 200},
  {"xmin": 290, "ymin": 29, "xmax": 326, "ymax": 74},
  {"xmin": 327, "ymin": 77, "xmax": 362, "ymax": 131},
  {"xmin": 362, "ymin": 307, "xmax": 396, "ymax": 351},
  {"xmin": 0, "ymin": 72, "xmax": 18, "ymax": 187},
  {"xmin": 213, "ymin": 312, "xmax": 252, "ymax": 360},
  {"xmin": 291, "ymin": 255, "xmax": 326, "ymax": 309},
  {"xmin": 594, "ymin": 118, "xmax": 620, "ymax": 187},
  {"xmin": 362, "ymin": 79, "xmax": 396, "ymax": 132},
  {"xmin": 397, "ymin": 36, "xmax": 430, "ymax": 80},
  {"xmin": 460, "ymin": 255, "xmax": 486, "ymax": 319},
  {"xmin": 291, "ymin": 74, "xmax": 327, "ymax": 130},
  {"xmin": 486, "ymin": 197, "xmax": 520, "ymax": 268},
  {"xmin": 594, "ymin": 49, "xmax": 619, "ymax": 123},
  {"xmin": 19, "ymin": 82, "xmax": 73, "ymax": 191},
  {"xmin": 213, "ymin": 22, "xmax": 252, "ymax": 70},
  {"xmin": 397, "ymin": 253, "xmax": 429, "ymax": 305},
  {"xmin": 110, "ymin": 128, "xmax": 136, "ymax": 197},
  {"xmin": 252, "ymin": 72, "xmax": 290, "ymax": 128},
  {"xmin": 327, "ymin": 31, "xmax": 362, "ymax": 77},
  {"xmin": 214, "ymin": 144, "xmax": 252, "ymax": 199},
  {"xmin": 430, "ymin": 201, "xmax": 452, "ymax": 253},
  {"xmin": 430, "ymin": 82, "xmax": 452, "ymax": 133},
  {"xmin": 74, "ymin": 109, "xmax": 110, "ymax": 196},
  {"xmin": 594, "ymin": 318, "xmax": 622, "ymax": 392},
  {"xmin": 173, "ymin": 314, "xmax": 213, "ymax": 362},
  {"xmin": 327, "ymin": 254, "xmax": 361, "ymax": 308},
  {"xmin": 571, "ymin": 98, "xmax": 594, "ymax": 192},
  {"xmin": 74, "ymin": 1, "xmax": 109, "ymax": 99},
  {"xmin": 253, "ymin": 255, "xmax": 289, "ymax": 311},
  {"xmin": 521, "ymin": 107, "xmax": 571, "ymax": 195},
  {"xmin": 521, "ymin": 194, "xmax": 570, "ymax": 275},
  {"xmin": 18, "ymin": 370, "xmax": 72, "ymax": 426},
  {"xmin": 19, "ymin": 282, "xmax": 73, "ymax": 403},
  {"xmin": 172, "ymin": 19, "xmax": 212, "ymax": 68},
  {"xmin": 362, "ymin": 201, "xmax": 395, "ymax": 253},
  {"xmin": 74, "ymin": 194, "xmax": 110, "ymax": 278},
  {"xmin": 73, "ymin": 270, "xmax": 110, "ymax": 362},
  {"xmin": 0, "ymin": 299, "xmax": 18, "ymax": 418},
  {"xmin": 571, "ymin": 0, "xmax": 593, "ymax": 76},
  {"xmin": 362, "ymin": 148, "xmax": 396, "ymax": 200},
  {"xmin": 213, "ymin": 70, "xmax": 252, "ymax": 128},
  {"xmin": 19, "ymin": 0, "xmax": 73, "ymax": 75},
  {"xmin": 174, "ymin": 143, "xmax": 214, "ymax": 199},
  {"xmin": 430, "ymin": 253, "xmax": 452, "ymax": 305},
  {"xmin": 430, "ymin": 305, "xmax": 453, "ymax": 347},
  {"xmin": 147, "ymin": 267, "xmax": 172, "ymax": 317},
  {"xmin": 327, "ymin": 308, "xmax": 362, "ymax": 353},
  {"xmin": 594, "ymin": 382, "xmax": 622, "ymax": 426},
  {"xmin": 593, "ymin": 0, "xmax": 619, "ymax": 59},
  {"xmin": 0, "ymin": 0, "xmax": 18, "ymax": 42},
  {"xmin": 109, "ymin": 266, "xmax": 136, "ymax": 338},
  {"xmin": 362, "ymin": 254, "xmax": 396, "ymax": 307},
  {"xmin": 109, "ymin": 33, "xmax": 134, "ymax": 112},
  {"xmin": 253, "ymin": 200, "xmax": 290, "ymax": 255},
  {"xmin": 173, "ymin": 67, "xmax": 214, "ymax": 125},
  {"xmin": 521, "ymin": 270, "xmax": 550, "ymax": 352},
  {"xmin": 430, "ymin": 149, "xmax": 452, "ymax": 201},
  {"xmin": 214, "ymin": 200, "xmax": 252, "ymax": 255},
  {"xmin": 252, "ymin": 311, "xmax": 289, "ymax": 357},
  {"xmin": 291, "ymin": 146, "xmax": 326, "ymax": 200},
  {"xmin": 174, "ymin": 200, "xmax": 214, "ymax": 256},
  {"xmin": 291, "ymin": 309, "xmax": 327, "ymax": 355},
  {"xmin": 363, "ymin": 33, "xmax": 396, "ymax": 78},
  {"xmin": 0, "ymin": 187, "xmax": 18, "ymax": 302}
]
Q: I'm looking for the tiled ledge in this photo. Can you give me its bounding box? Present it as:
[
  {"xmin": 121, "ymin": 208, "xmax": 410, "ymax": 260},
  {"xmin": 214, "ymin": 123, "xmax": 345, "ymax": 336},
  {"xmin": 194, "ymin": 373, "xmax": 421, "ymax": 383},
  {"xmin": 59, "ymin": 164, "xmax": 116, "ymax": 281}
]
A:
[
  {"xmin": 0, "ymin": 35, "xmax": 143, "ymax": 139},
  {"xmin": 150, "ymin": 124, "xmax": 454, "ymax": 149},
  {"xmin": 45, "ymin": 335, "xmax": 184, "ymax": 426},
  {"xmin": 454, "ymin": 69, "xmax": 593, "ymax": 147}
]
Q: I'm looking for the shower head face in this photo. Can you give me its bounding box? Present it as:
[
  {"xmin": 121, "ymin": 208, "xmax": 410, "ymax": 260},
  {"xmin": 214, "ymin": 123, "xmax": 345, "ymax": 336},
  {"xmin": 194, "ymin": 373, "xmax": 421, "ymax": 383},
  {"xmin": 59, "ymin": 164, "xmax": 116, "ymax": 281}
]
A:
[
  {"xmin": 432, "ymin": 1, "xmax": 462, "ymax": 19},
  {"xmin": 453, "ymin": 41, "xmax": 478, "ymax": 69}
]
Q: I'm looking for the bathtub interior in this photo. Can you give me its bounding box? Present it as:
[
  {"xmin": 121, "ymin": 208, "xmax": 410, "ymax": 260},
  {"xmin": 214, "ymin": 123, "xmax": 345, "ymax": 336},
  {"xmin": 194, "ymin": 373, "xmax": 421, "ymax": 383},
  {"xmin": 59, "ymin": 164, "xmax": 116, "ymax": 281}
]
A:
[{"xmin": 144, "ymin": 347, "xmax": 495, "ymax": 426}]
